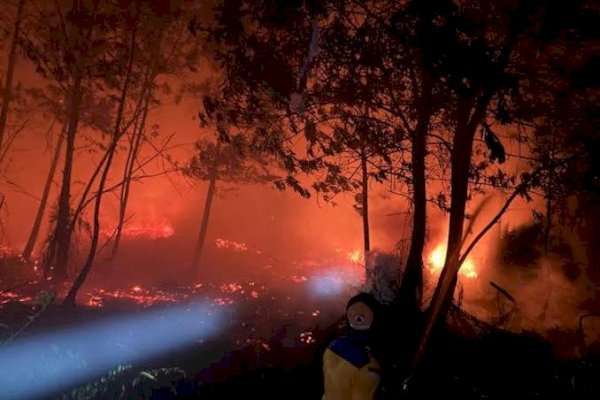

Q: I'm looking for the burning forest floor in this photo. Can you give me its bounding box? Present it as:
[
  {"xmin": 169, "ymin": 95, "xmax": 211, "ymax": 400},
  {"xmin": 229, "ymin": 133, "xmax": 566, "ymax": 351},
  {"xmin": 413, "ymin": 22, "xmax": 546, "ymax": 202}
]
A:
[{"xmin": 1, "ymin": 256, "xmax": 600, "ymax": 400}]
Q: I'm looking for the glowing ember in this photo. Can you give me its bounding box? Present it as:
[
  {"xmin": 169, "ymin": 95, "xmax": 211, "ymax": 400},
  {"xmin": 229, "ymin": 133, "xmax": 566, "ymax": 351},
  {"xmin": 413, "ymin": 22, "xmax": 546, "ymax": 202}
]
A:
[
  {"xmin": 289, "ymin": 275, "xmax": 308, "ymax": 283},
  {"xmin": 427, "ymin": 244, "xmax": 477, "ymax": 278},
  {"xmin": 101, "ymin": 221, "xmax": 175, "ymax": 240},
  {"xmin": 215, "ymin": 238, "xmax": 248, "ymax": 252},
  {"xmin": 83, "ymin": 286, "xmax": 178, "ymax": 307},
  {"xmin": 213, "ymin": 297, "xmax": 235, "ymax": 306},
  {"xmin": 86, "ymin": 296, "xmax": 103, "ymax": 308},
  {"xmin": 0, "ymin": 291, "xmax": 33, "ymax": 306},
  {"xmin": 220, "ymin": 283, "xmax": 243, "ymax": 293},
  {"xmin": 347, "ymin": 249, "xmax": 363, "ymax": 264},
  {"xmin": 299, "ymin": 331, "xmax": 316, "ymax": 345}
]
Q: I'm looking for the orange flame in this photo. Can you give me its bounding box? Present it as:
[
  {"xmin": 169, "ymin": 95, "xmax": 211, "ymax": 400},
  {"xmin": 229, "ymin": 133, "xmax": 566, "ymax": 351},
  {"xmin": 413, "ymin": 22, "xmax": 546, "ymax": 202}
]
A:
[
  {"xmin": 427, "ymin": 244, "xmax": 477, "ymax": 279},
  {"xmin": 215, "ymin": 238, "xmax": 248, "ymax": 252},
  {"xmin": 102, "ymin": 221, "xmax": 175, "ymax": 240},
  {"xmin": 347, "ymin": 249, "xmax": 363, "ymax": 264}
]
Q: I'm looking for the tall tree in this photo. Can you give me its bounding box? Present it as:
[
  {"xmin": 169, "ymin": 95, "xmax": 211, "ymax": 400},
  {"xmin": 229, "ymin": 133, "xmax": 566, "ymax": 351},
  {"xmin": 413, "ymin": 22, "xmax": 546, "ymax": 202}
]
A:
[
  {"xmin": 64, "ymin": 0, "xmax": 202, "ymax": 303},
  {"xmin": 184, "ymin": 113, "xmax": 279, "ymax": 275},
  {"xmin": 111, "ymin": 2, "xmax": 202, "ymax": 258},
  {"xmin": 412, "ymin": 0, "xmax": 600, "ymax": 371},
  {"xmin": 21, "ymin": 123, "xmax": 65, "ymax": 261},
  {"xmin": 22, "ymin": 0, "xmax": 109, "ymax": 280},
  {"xmin": 188, "ymin": 139, "xmax": 220, "ymax": 273},
  {"xmin": 0, "ymin": 0, "xmax": 25, "ymax": 155}
]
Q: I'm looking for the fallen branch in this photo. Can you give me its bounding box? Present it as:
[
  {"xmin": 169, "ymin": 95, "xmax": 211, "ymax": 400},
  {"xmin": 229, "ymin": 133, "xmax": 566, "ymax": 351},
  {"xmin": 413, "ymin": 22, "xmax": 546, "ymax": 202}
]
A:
[
  {"xmin": 0, "ymin": 280, "xmax": 33, "ymax": 295},
  {"xmin": 490, "ymin": 281, "xmax": 516, "ymax": 305},
  {"xmin": 2, "ymin": 290, "xmax": 55, "ymax": 346},
  {"xmin": 458, "ymin": 175, "xmax": 532, "ymax": 266}
]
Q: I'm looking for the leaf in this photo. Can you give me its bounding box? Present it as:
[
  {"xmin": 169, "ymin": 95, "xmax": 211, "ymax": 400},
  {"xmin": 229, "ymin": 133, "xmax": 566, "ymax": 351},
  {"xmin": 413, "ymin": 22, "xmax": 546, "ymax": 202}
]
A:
[
  {"xmin": 481, "ymin": 124, "xmax": 506, "ymax": 164},
  {"xmin": 305, "ymin": 120, "xmax": 317, "ymax": 143}
]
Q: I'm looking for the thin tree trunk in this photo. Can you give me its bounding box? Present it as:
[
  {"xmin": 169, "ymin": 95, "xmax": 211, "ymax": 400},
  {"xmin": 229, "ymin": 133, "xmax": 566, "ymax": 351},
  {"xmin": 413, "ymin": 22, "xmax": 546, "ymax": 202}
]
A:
[
  {"xmin": 64, "ymin": 22, "xmax": 137, "ymax": 306},
  {"xmin": 69, "ymin": 147, "xmax": 110, "ymax": 233},
  {"xmin": 112, "ymin": 28, "xmax": 162, "ymax": 259},
  {"xmin": 22, "ymin": 125, "xmax": 65, "ymax": 261},
  {"xmin": 540, "ymin": 135, "xmax": 555, "ymax": 321},
  {"xmin": 412, "ymin": 96, "xmax": 484, "ymax": 370},
  {"xmin": 111, "ymin": 90, "xmax": 149, "ymax": 258},
  {"xmin": 360, "ymin": 139, "xmax": 370, "ymax": 256},
  {"xmin": 400, "ymin": 73, "xmax": 432, "ymax": 312},
  {"xmin": 190, "ymin": 142, "xmax": 220, "ymax": 275},
  {"xmin": 52, "ymin": 77, "xmax": 83, "ymax": 280},
  {"xmin": 0, "ymin": 0, "xmax": 25, "ymax": 152}
]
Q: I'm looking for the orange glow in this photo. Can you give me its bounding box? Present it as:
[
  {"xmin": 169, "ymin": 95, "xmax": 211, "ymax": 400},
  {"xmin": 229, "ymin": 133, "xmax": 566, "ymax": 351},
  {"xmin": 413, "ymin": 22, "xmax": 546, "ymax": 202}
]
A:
[
  {"xmin": 347, "ymin": 249, "xmax": 363, "ymax": 264},
  {"xmin": 427, "ymin": 244, "xmax": 477, "ymax": 279}
]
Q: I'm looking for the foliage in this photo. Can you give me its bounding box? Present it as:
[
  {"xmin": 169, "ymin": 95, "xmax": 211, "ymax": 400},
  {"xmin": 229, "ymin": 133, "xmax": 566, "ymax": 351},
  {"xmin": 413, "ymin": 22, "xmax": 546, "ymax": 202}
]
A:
[
  {"xmin": 55, "ymin": 365, "xmax": 188, "ymax": 400},
  {"xmin": 56, "ymin": 364, "xmax": 134, "ymax": 400},
  {"xmin": 184, "ymin": 132, "xmax": 280, "ymax": 186},
  {"xmin": 497, "ymin": 222, "xmax": 544, "ymax": 267}
]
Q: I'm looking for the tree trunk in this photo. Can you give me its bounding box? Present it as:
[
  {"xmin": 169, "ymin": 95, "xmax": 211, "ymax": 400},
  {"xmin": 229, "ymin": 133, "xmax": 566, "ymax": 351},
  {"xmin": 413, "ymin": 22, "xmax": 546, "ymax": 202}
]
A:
[
  {"xmin": 69, "ymin": 147, "xmax": 109, "ymax": 234},
  {"xmin": 540, "ymin": 135, "xmax": 555, "ymax": 320},
  {"xmin": 51, "ymin": 77, "xmax": 83, "ymax": 280},
  {"xmin": 63, "ymin": 22, "xmax": 137, "ymax": 306},
  {"xmin": 190, "ymin": 143, "xmax": 220, "ymax": 275},
  {"xmin": 112, "ymin": 28, "xmax": 162, "ymax": 259},
  {"xmin": 111, "ymin": 91, "xmax": 149, "ymax": 259},
  {"xmin": 399, "ymin": 73, "xmax": 433, "ymax": 312},
  {"xmin": 412, "ymin": 96, "xmax": 485, "ymax": 370},
  {"xmin": 22, "ymin": 125, "xmax": 65, "ymax": 261},
  {"xmin": 360, "ymin": 139, "xmax": 370, "ymax": 256},
  {"xmin": 0, "ymin": 0, "xmax": 25, "ymax": 153}
]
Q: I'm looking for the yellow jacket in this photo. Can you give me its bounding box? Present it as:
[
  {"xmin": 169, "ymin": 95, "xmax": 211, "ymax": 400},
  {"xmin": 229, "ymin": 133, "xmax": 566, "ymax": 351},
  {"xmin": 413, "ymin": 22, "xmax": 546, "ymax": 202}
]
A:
[{"xmin": 322, "ymin": 332, "xmax": 381, "ymax": 400}]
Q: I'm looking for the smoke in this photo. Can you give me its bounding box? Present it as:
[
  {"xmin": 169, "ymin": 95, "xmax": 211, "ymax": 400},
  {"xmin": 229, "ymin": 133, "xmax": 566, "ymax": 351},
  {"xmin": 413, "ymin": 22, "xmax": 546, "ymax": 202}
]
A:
[
  {"xmin": 363, "ymin": 250, "xmax": 402, "ymax": 304},
  {"xmin": 307, "ymin": 266, "xmax": 363, "ymax": 299}
]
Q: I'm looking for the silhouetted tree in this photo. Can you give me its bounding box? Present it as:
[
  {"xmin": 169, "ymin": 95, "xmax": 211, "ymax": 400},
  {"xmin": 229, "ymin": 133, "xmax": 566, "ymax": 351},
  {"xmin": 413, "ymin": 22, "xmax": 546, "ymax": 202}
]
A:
[
  {"xmin": 21, "ymin": 123, "xmax": 65, "ymax": 261},
  {"xmin": 0, "ymin": 0, "xmax": 25, "ymax": 156},
  {"xmin": 185, "ymin": 95, "xmax": 280, "ymax": 275}
]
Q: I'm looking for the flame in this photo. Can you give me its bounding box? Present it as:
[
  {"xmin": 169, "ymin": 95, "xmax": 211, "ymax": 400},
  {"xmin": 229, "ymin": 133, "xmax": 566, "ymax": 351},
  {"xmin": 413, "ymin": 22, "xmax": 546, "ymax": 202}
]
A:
[
  {"xmin": 101, "ymin": 221, "xmax": 175, "ymax": 240},
  {"xmin": 347, "ymin": 249, "xmax": 363, "ymax": 264},
  {"xmin": 427, "ymin": 244, "xmax": 477, "ymax": 279},
  {"xmin": 215, "ymin": 238, "xmax": 248, "ymax": 252},
  {"xmin": 0, "ymin": 291, "xmax": 32, "ymax": 306}
]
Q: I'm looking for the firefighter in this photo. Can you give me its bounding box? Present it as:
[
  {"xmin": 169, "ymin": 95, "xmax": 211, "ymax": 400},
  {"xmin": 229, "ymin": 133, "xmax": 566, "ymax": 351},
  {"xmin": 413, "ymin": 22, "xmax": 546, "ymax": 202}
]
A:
[{"xmin": 322, "ymin": 292, "xmax": 382, "ymax": 400}]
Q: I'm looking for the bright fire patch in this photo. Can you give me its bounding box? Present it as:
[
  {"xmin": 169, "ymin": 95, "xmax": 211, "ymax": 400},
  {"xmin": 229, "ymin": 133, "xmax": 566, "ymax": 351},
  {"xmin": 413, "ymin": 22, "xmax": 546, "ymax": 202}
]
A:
[
  {"xmin": 347, "ymin": 249, "xmax": 363, "ymax": 264},
  {"xmin": 427, "ymin": 244, "xmax": 477, "ymax": 279},
  {"xmin": 102, "ymin": 221, "xmax": 175, "ymax": 240},
  {"xmin": 215, "ymin": 238, "xmax": 248, "ymax": 252}
]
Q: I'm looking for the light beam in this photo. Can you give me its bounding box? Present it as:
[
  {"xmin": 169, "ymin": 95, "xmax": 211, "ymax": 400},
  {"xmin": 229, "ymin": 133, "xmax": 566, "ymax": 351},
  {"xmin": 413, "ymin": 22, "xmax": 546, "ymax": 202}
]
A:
[{"xmin": 0, "ymin": 301, "xmax": 228, "ymax": 400}]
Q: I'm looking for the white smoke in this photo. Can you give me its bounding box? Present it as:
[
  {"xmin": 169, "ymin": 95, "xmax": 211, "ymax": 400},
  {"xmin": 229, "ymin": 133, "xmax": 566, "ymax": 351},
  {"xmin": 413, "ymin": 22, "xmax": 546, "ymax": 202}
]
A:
[{"xmin": 363, "ymin": 250, "xmax": 402, "ymax": 304}]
